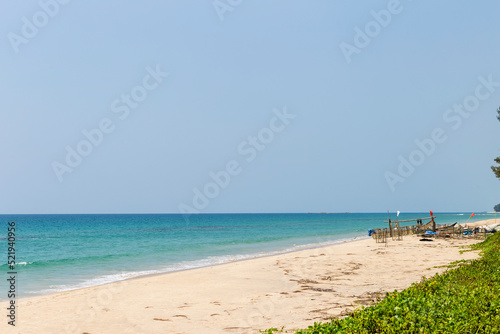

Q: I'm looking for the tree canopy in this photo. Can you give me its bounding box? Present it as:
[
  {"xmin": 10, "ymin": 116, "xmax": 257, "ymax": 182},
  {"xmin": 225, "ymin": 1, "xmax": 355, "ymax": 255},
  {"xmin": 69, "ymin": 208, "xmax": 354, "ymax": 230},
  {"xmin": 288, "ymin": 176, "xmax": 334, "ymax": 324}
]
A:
[
  {"xmin": 495, "ymin": 204, "xmax": 500, "ymax": 212},
  {"xmin": 492, "ymin": 107, "xmax": 500, "ymax": 179}
]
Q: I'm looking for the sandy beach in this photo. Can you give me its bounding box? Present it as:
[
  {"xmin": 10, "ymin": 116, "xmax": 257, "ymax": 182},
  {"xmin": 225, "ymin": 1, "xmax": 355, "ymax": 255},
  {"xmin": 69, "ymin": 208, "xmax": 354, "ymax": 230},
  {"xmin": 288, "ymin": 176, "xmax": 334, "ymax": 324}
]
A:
[
  {"xmin": 1, "ymin": 223, "xmax": 490, "ymax": 334},
  {"xmin": 461, "ymin": 218, "xmax": 499, "ymax": 228}
]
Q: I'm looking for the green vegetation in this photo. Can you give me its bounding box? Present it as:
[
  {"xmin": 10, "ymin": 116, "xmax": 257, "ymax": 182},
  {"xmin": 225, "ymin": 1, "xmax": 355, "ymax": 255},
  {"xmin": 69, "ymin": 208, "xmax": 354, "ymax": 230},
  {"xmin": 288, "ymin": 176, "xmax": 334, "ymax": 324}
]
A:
[
  {"xmin": 493, "ymin": 158, "xmax": 500, "ymax": 179},
  {"xmin": 265, "ymin": 232, "xmax": 500, "ymax": 333},
  {"xmin": 493, "ymin": 107, "xmax": 500, "ymax": 179},
  {"xmin": 495, "ymin": 204, "xmax": 500, "ymax": 212}
]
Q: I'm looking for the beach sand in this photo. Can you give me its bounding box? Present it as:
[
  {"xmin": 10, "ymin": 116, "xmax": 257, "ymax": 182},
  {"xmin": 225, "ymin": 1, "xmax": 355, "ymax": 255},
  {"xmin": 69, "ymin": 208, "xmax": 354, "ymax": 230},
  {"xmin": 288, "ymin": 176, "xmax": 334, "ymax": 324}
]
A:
[
  {"xmin": 461, "ymin": 218, "xmax": 499, "ymax": 228},
  {"xmin": 1, "ymin": 225, "xmax": 488, "ymax": 334}
]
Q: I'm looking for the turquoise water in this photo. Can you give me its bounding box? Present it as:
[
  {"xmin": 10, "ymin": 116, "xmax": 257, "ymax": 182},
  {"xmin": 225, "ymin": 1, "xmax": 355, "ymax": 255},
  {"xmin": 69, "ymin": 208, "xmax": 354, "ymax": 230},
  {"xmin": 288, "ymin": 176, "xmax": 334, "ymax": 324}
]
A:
[{"xmin": 0, "ymin": 212, "xmax": 496, "ymax": 300}]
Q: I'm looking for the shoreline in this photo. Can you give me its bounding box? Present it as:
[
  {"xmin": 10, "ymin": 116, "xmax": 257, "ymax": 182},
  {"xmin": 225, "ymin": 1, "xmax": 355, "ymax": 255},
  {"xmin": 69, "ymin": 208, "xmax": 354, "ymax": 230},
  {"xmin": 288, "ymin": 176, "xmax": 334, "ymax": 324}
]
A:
[
  {"xmin": 1, "ymin": 228, "xmax": 485, "ymax": 334},
  {"xmin": 460, "ymin": 218, "xmax": 499, "ymax": 227},
  {"xmin": 7, "ymin": 234, "xmax": 371, "ymax": 302},
  {"xmin": 19, "ymin": 213, "xmax": 497, "ymax": 301},
  {"xmin": 118, "ymin": 235, "xmax": 371, "ymax": 286}
]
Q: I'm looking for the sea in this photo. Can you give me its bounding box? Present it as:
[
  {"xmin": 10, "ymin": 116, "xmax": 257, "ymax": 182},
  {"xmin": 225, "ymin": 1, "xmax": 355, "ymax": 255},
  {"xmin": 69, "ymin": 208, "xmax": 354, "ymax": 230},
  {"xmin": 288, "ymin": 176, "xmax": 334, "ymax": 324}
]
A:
[{"xmin": 0, "ymin": 212, "xmax": 496, "ymax": 301}]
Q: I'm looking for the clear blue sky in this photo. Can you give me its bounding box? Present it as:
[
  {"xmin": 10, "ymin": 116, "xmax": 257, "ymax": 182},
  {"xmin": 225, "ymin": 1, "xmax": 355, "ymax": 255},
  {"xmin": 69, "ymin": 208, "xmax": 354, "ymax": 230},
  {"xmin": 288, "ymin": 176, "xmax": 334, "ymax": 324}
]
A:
[{"xmin": 1, "ymin": 1, "xmax": 499, "ymax": 214}]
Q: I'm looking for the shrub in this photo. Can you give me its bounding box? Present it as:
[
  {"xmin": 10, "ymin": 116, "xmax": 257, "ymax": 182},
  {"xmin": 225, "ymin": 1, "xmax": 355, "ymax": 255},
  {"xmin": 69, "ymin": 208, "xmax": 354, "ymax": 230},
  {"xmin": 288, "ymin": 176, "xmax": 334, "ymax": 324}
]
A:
[{"xmin": 271, "ymin": 233, "xmax": 500, "ymax": 333}]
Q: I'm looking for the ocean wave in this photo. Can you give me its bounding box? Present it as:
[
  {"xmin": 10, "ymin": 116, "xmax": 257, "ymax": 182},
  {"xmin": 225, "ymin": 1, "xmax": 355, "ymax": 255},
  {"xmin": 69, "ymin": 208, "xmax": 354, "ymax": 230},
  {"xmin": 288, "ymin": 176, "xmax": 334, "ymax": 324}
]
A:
[
  {"xmin": 0, "ymin": 261, "xmax": 34, "ymax": 267},
  {"xmin": 0, "ymin": 253, "xmax": 125, "ymax": 269},
  {"xmin": 24, "ymin": 235, "xmax": 369, "ymax": 297},
  {"xmin": 28, "ymin": 270, "xmax": 162, "ymax": 295}
]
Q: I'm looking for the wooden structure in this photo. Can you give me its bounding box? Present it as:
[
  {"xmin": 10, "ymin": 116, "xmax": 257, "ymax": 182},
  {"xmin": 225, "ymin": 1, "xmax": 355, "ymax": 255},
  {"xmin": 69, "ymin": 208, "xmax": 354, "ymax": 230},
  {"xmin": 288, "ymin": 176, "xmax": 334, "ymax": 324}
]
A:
[
  {"xmin": 383, "ymin": 215, "xmax": 436, "ymax": 239},
  {"xmin": 370, "ymin": 213, "xmax": 492, "ymax": 242}
]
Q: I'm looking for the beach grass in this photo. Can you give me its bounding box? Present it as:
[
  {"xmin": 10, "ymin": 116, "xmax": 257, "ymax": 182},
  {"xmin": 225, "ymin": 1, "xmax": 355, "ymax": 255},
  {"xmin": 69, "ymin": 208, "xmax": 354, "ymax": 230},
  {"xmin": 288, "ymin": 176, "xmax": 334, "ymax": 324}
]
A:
[{"xmin": 264, "ymin": 232, "xmax": 500, "ymax": 333}]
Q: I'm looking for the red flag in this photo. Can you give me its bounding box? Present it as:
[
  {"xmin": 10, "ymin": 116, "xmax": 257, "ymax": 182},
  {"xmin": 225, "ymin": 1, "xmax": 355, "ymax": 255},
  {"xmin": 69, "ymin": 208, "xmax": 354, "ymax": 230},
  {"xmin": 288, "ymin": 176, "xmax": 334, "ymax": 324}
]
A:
[
  {"xmin": 430, "ymin": 210, "xmax": 433, "ymax": 216},
  {"xmin": 470, "ymin": 213, "xmax": 475, "ymax": 218}
]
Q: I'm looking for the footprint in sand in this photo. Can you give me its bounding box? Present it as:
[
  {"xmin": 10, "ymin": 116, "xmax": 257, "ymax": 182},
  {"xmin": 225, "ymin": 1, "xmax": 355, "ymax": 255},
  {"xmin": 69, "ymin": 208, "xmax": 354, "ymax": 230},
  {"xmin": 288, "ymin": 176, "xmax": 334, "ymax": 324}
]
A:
[{"xmin": 224, "ymin": 327, "xmax": 251, "ymax": 331}]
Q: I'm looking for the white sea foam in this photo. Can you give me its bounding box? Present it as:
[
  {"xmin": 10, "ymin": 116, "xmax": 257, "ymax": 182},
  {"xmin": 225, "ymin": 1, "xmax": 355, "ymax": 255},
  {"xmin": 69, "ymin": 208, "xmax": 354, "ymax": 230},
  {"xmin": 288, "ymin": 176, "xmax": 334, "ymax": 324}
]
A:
[
  {"xmin": 0, "ymin": 261, "xmax": 33, "ymax": 267},
  {"xmin": 25, "ymin": 236, "xmax": 367, "ymax": 297},
  {"xmin": 33, "ymin": 270, "xmax": 162, "ymax": 295}
]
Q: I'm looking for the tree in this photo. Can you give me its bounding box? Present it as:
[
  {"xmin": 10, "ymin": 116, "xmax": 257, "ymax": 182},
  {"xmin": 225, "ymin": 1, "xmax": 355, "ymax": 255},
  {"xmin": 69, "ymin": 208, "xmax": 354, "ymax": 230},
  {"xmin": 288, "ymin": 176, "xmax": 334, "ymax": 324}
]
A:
[
  {"xmin": 493, "ymin": 158, "xmax": 500, "ymax": 179},
  {"xmin": 492, "ymin": 107, "xmax": 500, "ymax": 179},
  {"xmin": 495, "ymin": 204, "xmax": 500, "ymax": 212}
]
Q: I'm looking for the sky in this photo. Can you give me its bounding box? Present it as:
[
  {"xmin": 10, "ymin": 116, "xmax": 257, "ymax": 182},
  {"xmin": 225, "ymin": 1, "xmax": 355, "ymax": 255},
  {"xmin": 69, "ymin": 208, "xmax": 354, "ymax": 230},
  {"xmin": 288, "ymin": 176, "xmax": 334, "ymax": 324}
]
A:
[{"xmin": 1, "ymin": 0, "xmax": 499, "ymax": 214}]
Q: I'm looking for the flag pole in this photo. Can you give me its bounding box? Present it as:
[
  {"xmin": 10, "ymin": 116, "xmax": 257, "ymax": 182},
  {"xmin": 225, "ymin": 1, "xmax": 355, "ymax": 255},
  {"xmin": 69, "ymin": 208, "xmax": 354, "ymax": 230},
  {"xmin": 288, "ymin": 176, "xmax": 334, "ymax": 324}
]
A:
[{"xmin": 465, "ymin": 213, "xmax": 475, "ymax": 225}]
